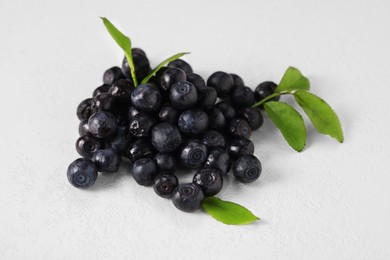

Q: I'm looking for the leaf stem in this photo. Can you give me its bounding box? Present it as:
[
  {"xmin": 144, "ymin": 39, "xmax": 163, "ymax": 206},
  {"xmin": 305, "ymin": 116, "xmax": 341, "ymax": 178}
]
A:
[
  {"xmin": 251, "ymin": 90, "xmax": 296, "ymax": 108},
  {"xmin": 125, "ymin": 53, "xmax": 138, "ymax": 87}
]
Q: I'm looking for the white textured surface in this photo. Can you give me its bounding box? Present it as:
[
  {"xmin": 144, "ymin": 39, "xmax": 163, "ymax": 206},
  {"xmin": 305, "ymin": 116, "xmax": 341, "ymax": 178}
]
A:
[{"xmin": 1, "ymin": 0, "xmax": 390, "ymax": 259}]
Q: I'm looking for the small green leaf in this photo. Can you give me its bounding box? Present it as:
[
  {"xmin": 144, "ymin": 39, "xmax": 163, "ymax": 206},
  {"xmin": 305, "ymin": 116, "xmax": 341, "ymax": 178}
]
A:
[
  {"xmin": 101, "ymin": 17, "xmax": 138, "ymax": 86},
  {"xmin": 275, "ymin": 67, "xmax": 310, "ymax": 92},
  {"xmin": 264, "ymin": 101, "xmax": 307, "ymax": 151},
  {"xmin": 202, "ymin": 197, "xmax": 259, "ymax": 225},
  {"xmin": 141, "ymin": 52, "xmax": 190, "ymax": 84},
  {"xmin": 294, "ymin": 91, "xmax": 344, "ymax": 143}
]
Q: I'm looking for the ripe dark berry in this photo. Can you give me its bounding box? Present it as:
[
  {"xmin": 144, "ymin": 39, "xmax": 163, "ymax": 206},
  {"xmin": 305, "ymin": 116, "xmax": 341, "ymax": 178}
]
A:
[
  {"xmin": 186, "ymin": 73, "xmax": 206, "ymax": 90},
  {"xmin": 172, "ymin": 183, "xmax": 204, "ymax": 212},
  {"xmin": 233, "ymin": 155, "xmax": 262, "ymax": 183},
  {"xmin": 106, "ymin": 126, "xmax": 133, "ymax": 153},
  {"xmin": 79, "ymin": 119, "xmax": 90, "ymax": 136},
  {"xmin": 77, "ymin": 98, "xmax": 92, "ymax": 120},
  {"xmin": 169, "ymin": 81, "xmax": 198, "ymax": 110},
  {"xmin": 205, "ymin": 149, "xmax": 231, "ymax": 175},
  {"xmin": 228, "ymin": 137, "xmax": 254, "ymax": 160},
  {"xmin": 193, "ymin": 167, "xmax": 223, "ymax": 196},
  {"xmin": 230, "ymin": 73, "xmax": 245, "ymax": 88},
  {"xmin": 67, "ymin": 158, "xmax": 98, "ymax": 189},
  {"xmin": 125, "ymin": 139, "xmax": 155, "ymax": 163},
  {"xmin": 207, "ymin": 108, "xmax": 226, "ymax": 130},
  {"xmin": 168, "ymin": 59, "xmax": 193, "ymax": 75},
  {"xmin": 88, "ymin": 111, "xmax": 118, "ymax": 138},
  {"xmin": 103, "ymin": 66, "xmax": 124, "ymax": 85},
  {"xmin": 179, "ymin": 139, "xmax": 208, "ymax": 168},
  {"xmin": 153, "ymin": 174, "xmax": 178, "ymax": 198},
  {"xmin": 153, "ymin": 153, "xmax": 177, "ymax": 174},
  {"xmin": 215, "ymin": 101, "xmax": 236, "ymax": 121},
  {"xmin": 201, "ymin": 130, "xmax": 226, "ymax": 149},
  {"xmin": 131, "ymin": 84, "xmax": 162, "ymax": 113},
  {"xmin": 151, "ymin": 122, "xmax": 182, "ymax": 153},
  {"xmin": 129, "ymin": 113, "xmax": 156, "ymax": 137},
  {"xmin": 127, "ymin": 106, "xmax": 140, "ymax": 120},
  {"xmin": 237, "ymin": 107, "xmax": 263, "ymax": 130},
  {"xmin": 132, "ymin": 158, "xmax": 157, "ymax": 186},
  {"xmin": 108, "ymin": 79, "xmax": 134, "ymax": 106},
  {"xmin": 92, "ymin": 148, "xmax": 122, "ymax": 173},
  {"xmin": 122, "ymin": 50, "xmax": 151, "ymax": 81},
  {"xmin": 228, "ymin": 118, "xmax": 251, "ymax": 138},
  {"xmin": 76, "ymin": 135, "xmax": 105, "ymax": 159},
  {"xmin": 178, "ymin": 109, "xmax": 209, "ymax": 136},
  {"xmin": 90, "ymin": 93, "xmax": 118, "ymax": 113},
  {"xmin": 93, "ymin": 84, "xmax": 111, "ymax": 97},
  {"xmin": 160, "ymin": 67, "xmax": 187, "ymax": 92},
  {"xmin": 254, "ymin": 81, "xmax": 280, "ymax": 102},
  {"xmin": 197, "ymin": 87, "xmax": 217, "ymax": 110},
  {"xmin": 158, "ymin": 105, "xmax": 179, "ymax": 124},
  {"xmin": 231, "ymin": 86, "xmax": 255, "ymax": 109},
  {"xmin": 207, "ymin": 71, "xmax": 234, "ymax": 98}
]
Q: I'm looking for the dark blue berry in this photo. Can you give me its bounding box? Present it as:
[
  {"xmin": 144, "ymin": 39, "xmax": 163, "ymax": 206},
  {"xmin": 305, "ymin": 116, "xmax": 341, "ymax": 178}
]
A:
[
  {"xmin": 153, "ymin": 174, "xmax": 178, "ymax": 198},
  {"xmin": 76, "ymin": 135, "xmax": 105, "ymax": 159},
  {"xmin": 228, "ymin": 118, "xmax": 251, "ymax": 138},
  {"xmin": 108, "ymin": 79, "xmax": 134, "ymax": 107},
  {"xmin": 127, "ymin": 106, "xmax": 140, "ymax": 121},
  {"xmin": 237, "ymin": 107, "xmax": 263, "ymax": 130},
  {"xmin": 160, "ymin": 67, "xmax": 187, "ymax": 92},
  {"xmin": 197, "ymin": 87, "xmax": 217, "ymax": 110},
  {"xmin": 230, "ymin": 73, "xmax": 245, "ymax": 88},
  {"xmin": 125, "ymin": 139, "xmax": 155, "ymax": 163},
  {"xmin": 205, "ymin": 149, "xmax": 231, "ymax": 175},
  {"xmin": 158, "ymin": 105, "xmax": 179, "ymax": 124},
  {"xmin": 151, "ymin": 122, "xmax": 182, "ymax": 153},
  {"xmin": 207, "ymin": 108, "xmax": 226, "ymax": 130},
  {"xmin": 215, "ymin": 101, "xmax": 236, "ymax": 121},
  {"xmin": 77, "ymin": 98, "xmax": 92, "ymax": 120},
  {"xmin": 254, "ymin": 81, "xmax": 279, "ymax": 102},
  {"xmin": 122, "ymin": 50, "xmax": 151, "ymax": 81},
  {"xmin": 228, "ymin": 137, "xmax": 254, "ymax": 160},
  {"xmin": 92, "ymin": 148, "xmax": 122, "ymax": 173},
  {"xmin": 153, "ymin": 153, "xmax": 177, "ymax": 174},
  {"xmin": 129, "ymin": 113, "xmax": 156, "ymax": 137},
  {"xmin": 93, "ymin": 84, "xmax": 111, "ymax": 97},
  {"xmin": 88, "ymin": 111, "xmax": 118, "ymax": 138},
  {"xmin": 90, "ymin": 93, "xmax": 118, "ymax": 113},
  {"xmin": 178, "ymin": 109, "xmax": 209, "ymax": 136},
  {"xmin": 172, "ymin": 183, "xmax": 204, "ymax": 212},
  {"xmin": 207, "ymin": 71, "xmax": 234, "ymax": 98},
  {"xmin": 169, "ymin": 81, "xmax": 198, "ymax": 110},
  {"xmin": 168, "ymin": 59, "xmax": 193, "ymax": 75},
  {"xmin": 233, "ymin": 155, "xmax": 262, "ymax": 183},
  {"xmin": 132, "ymin": 158, "xmax": 157, "ymax": 186},
  {"xmin": 179, "ymin": 139, "xmax": 208, "ymax": 168},
  {"xmin": 106, "ymin": 126, "xmax": 133, "ymax": 153},
  {"xmin": 67, "ymin": 158, "xmax": 98, "ymax": 189},
  {"xmin": 193, "ymin": 167, "xmax": 223, "ymax": 196},
  {"xmin": 131, "ymin": 84, "xmax": 162, "ymax": 113},
  {"xmin": 201, "ymin": 131, "xmax": 226, "ymax": 149},
  {"xmin": 231, "ymin": 86, "xmax": 255, "ymax": 109},
  {"xmin": 103, "ymin": 66, "xmax": 124, "ymax": 85},
  {"xmin": 78, "ymin": 119, "xmax": 90, "ymax": 136},
  {"xmin": 186, "ymin": 73, "xmax": 206, "ymax": 90}
]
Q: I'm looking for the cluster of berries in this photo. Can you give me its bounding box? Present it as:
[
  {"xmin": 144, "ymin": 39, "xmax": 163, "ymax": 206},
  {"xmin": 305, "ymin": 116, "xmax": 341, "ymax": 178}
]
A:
[{"xmin": 67, "ymin": 48, "xmax": 278, "ymax": 212}]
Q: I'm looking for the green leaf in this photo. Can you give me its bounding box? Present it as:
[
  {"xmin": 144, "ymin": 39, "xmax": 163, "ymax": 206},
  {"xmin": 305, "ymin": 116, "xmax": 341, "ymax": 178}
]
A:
[
  {"xmin": 294, "ymin": 91, "xmax": 344, "ymax": 143},
  {"xmin": 275, "ymin": 66, "xmax": 310, "ymax": 92},
  {"xmin": 264, "ymin": 101, "xmax": 307, "ymax": 151},
  {"xmin": 141, "ymin": 52, "xmax": 190, "ymax": 84},
  {"xmin": 101, "ymin": 17, "xmax": 138, "ymax": 86},
  {"xmin": 202, "ymin": 197, "xmax": 259, "ymax": 225}
]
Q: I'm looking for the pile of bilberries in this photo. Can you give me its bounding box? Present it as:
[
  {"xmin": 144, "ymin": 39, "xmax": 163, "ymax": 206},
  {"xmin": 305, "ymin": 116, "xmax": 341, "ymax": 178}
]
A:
[{"xmin": 68, "ymin": 48, "xmax": 277, "ymax": 213}]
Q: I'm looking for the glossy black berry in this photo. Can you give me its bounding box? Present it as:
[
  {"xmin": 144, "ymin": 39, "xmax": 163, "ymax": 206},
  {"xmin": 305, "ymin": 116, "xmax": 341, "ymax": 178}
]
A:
[
  {"xmin": 103, "ymin": 66, "xmax": 124, "ymax": 85},
  {"xmin": 179, "ymin": 139, "xmax": 208, "ymax": 168},
  {"xmin": 172, "ymin": 183, "xmax": 204, "ymax": 212},
  {"xmin": 153, "ymin": 174, "xmax": 178, "ymax": 198},
  {"xmin": 77, "ymin": 98, "xmax": 92, "ymax": 120},
  {"xmin": 93, "ymin": 84, "xmax": 111, "ymax": 97},
  {"xmin": 160, "ymin": 67, "xmax": 187, "ymax": 92},
  {"xmin": 78, "ymin": 119, "xmax": 90, "ymax": 136},
  {"xmin": 129, "ymin": 113, "xmax": 156, "ymax": 138},
  {"xmin": 193, "ymin": 167, "xmax": 223, "ymax": 196},
  {"xmin": 207, "ymin": 108, "xmax": 226, "ymax": 130},
  {"xmin": 153, "ymin": 153, "xmax": 177, "ymax": 174},
  {"xmin": 205, "ymin": 149, "xmax": 231, "ymax": 175},
  {"xmin": 88, "ymin": 111, "xmax": 118, "ymax": 138},
  {"xmin": 76, "ymin": 135, "xmax": 105, "ymax": 159},
  {"xmin": 254, "ymin": 81, "xmax": 279, "ymax": 102},
  {"xmin": 228, "ymin": 137, "xmax": 254, "ymax": 160},
  {"xmin": 178, "ymin": 109, "xmax": 209, "ymax": 136},
  {"xmin": 132, "ymin": 158, "xmax": 157, "ymax": 186},
  {"xmin": 197, "ymin": 87, "xmax": 217, "ymax": 110},
  {"xmin": 108, "ymin": 79, "xmax": 134, "ymax": 106},
  {"xmin": 207, "ymin": 71, "xmax": 234, "ymax": 98},
  {"xmin": 92, "ymin": 148, "xmax": 122, "ymax": 173},
  {"xmin": 151, "ymin": 122, "xmax": 182, "ymax": 153},
  {"xmin": 122, "ymin": 50, "xmax": 151, "ymax": 81},
  {"xmin": 90, "ymin": 93, "xmax": 118, "ymax": 113},
  {"xmin": 231, "ymin": 86, "xmax": 255, "ymax": 109},
  {"xmin": 186, "ymin": 73, "xmax": 206, "ymax": 90},
  {"xmin": 233, "ymin": 155, "xmax": 262, "ymax": 183},
  {"xmin": 67, "ymin": 158, "xmax": 98, "ymax": 189},
  {"xmin": 127, "ymin": 106, "xmax": 140, "ymax": 120},
  {"xmin": 237, "ymin": 107, "xmax": 263, "ymax": 130},
  {"xmin": 106, "ymin": 126, "xmax": 133, "ymax": 153},
  {"xmin": 228, "ymin": 118, "xmax": 251, "ymax": 138},
  {"xmin": 169, "ymin": 81, "xmax": 198, "ymax": 110},
  {"xmin": 168, "ymin": 59, "xmax": 193, "ymax": 75},
  {"xmin": 230, "ymin": 73, "xmax": 245, "ymax": 88},
  {"xmin": 131, "ymin": 84, "xmax": 162, "ymax": 113},
  {"xmin": 125, "ymin": 139, "xmax": 155, "ymax": 163},
  {"xmin": 201, "ymin": 131, "xmax": 226, "ymax": 149},
  {"xmin": 158, "ymin": 105, "xmax": 179, "ymax": 124},
  {"xmin": 215, "ymin": 101, "xmax": 236, "ymax": 121}
]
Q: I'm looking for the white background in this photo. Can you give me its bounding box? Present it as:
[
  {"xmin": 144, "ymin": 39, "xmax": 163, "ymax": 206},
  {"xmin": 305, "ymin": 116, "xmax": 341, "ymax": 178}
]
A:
[{"xmin": 1, "ymin": 0, "xmax": 389, "ymax": 259}]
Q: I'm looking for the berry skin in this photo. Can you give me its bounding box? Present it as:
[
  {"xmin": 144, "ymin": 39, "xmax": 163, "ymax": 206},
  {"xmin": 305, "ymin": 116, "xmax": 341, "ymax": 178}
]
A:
[
  {"xmin": 230, "ymin": 73, "xmax": 245, "ymax": 88},
  {"xmin": 67, "ymin": 158, "xmax": 98, "ymax": 189},
  {"xmin": 233, "ymin": 155, "xmax": 262, "ymax": 183},
  {"xmin": 205, "ymin": 149, "xmax": 231, "ymax": 175},
  {"xmin": 172, "ymin": 183, "xmax": 204, "ymax": 212},
  {"xmin": 193, "ymin": 167, "xmax": 223, "ymax": 196},
  {"xmin": 158, "ymin": 105, "xmax": 179, "ymax": 124},
  {"xmin": 90, "ymin": 93, "xmax": 118, "ymax": 114},
  {"xmin": 168, "ymin": 59, "xmax": 193, "ymax": 75},
  {"xmin": 93, "ymin": 84, "xmax": 111, "ymax": 97},
  {"xmin": 131, "ymin": 84, "xmax": 162, "ymax": 113},
  {"xmin": 215, "ymin": 101, "xmax": 236, "ymax": 121},
  {"xmin": 78, "ymin": 119, "xmax": 90, "ymax": 136},
  {"xmin": 103, "ymin": 66, "xmax": 124, "ymax": 85},
  {"xmin": 207, "ymin": 71, "xmax": 234, "ymax": 98},
  {"xmin": 129, "ymin": 113, "xmax": 156, "ymax": 138},
  {"xmin": 108, "ymin": 79, "xmax": 134, "ymax": 107},
  {"xmin": 153, "ymin": 174, "xmax": 179, "ymax": 198},
  {"xmin": 151, "ymin": 122, "xmax": 182, "ymax": 153},
  {"xmin": 132, "ymin": 158, "xmax": 157, "ymax": 186},
  {"xmin": 231, "ymin": 86, "xmax": 255, "ymax": 109},
  {"xmin": 125, "ymin": 139, "xmax": 155, "ymax": 163},
  {"xmin": 237, "ymin": 107, "xmax": 263, "ymax": 130},
  {"xmin": 228, "ymin": 137, "xmax": 254, "ymax": 160},
  {"xmin": 153, "ymin": 153, "xmax": 177, "ymax": 174},
  {"xmin": 76, "ymin": 135, "xmax": 105, "ymax": 159},
  {"xmin": 197, "ymin": 87, "xmax": 217, "ymax": 110},
  {"xmin": 122, "ymin": 49, "xmax": 151, "ymax": 81},
  {"xmin": 88, "ymin": 111, "xmax": 118, "ymax": 138},
  {"xmin": 92, "ymin": 148, "xmax": 122, "ymax": 173},
  {"xmin": 186, "ymin": 73, "xmax": 206, "ymax": 90},
  {"xmin": 201, "ymin": 130, "xmax": 226, "ymax": 149},
  {"xmin": 106, "ymin": 126, "xmax": 133, "ymax": 153},
  {"xmin": 254, "ymin": 81, "xmax": 280, "ymax": 102},
  {"xmin": 160, "ymin": 67, "xmax": 187, "ymax": 92},
  {"xmin": 169, "ymin": 81, "xmax": 198, "ymax": 110},
  {"xmin": 228, "ymin": 118, "xmax": 251, "ymax": 139},
  {"xmin": 178, "ymin": 109, "xmax": 209, "ymax": 136},
  {"xmin": 179, "ymin": 139, "xmax": 208, "ymax": 168},
  {"xmin": 127, "ymin": 106, "xmax": 140, "ymax": 121},
  {"xmin": 207, "ymin": 108, "xmax": 226, "ymax": 130},
  {"xmin": 77, "ymin": 98, "xmax": 92, "ymax": 120}
]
